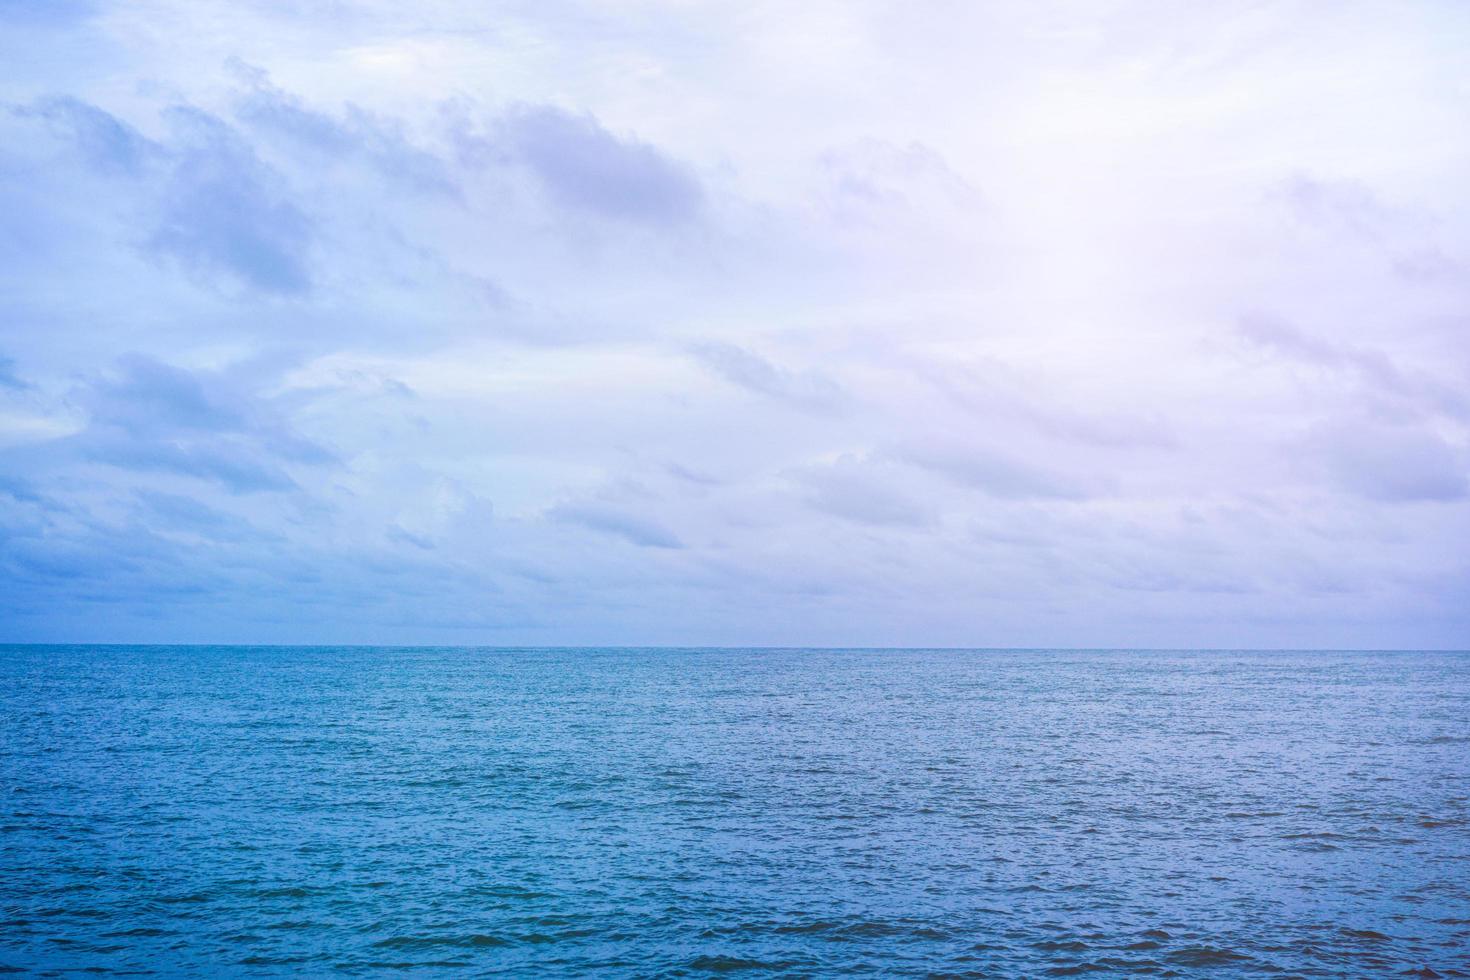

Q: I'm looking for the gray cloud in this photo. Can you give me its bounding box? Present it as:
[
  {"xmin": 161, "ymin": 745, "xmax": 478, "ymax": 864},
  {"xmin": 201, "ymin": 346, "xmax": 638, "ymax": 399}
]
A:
[
  {"xmin": 1277, "ymin": 174, "xmax": 1394, "ymax": 241},
  {"xmin": 1306, "ymin": 420, "xmax": 1468, "ymax": 503},
  {"xmin": 796, "ymin": 454, "xmax": 931, "ymax": 527},
  {"xmin": 0, "ymin": 355, "xmax": 27, "ymax": 390},
  {"xmin": 132, "ymin": 489, "xmax": 273, "ymax": 543},
  {"xmin": 232, "ymin": 63, "xmax": 458, "ymax": 197},
  {"xmin": 1238, "ymin": 313, "xmax": 1470, "ymax": 421},
  {"xmin": 896, "ymin": 441, "xmax": 1101, "ymax": 501},
  {"xmin": 148, "ymin": 107, "xmax": 315, "ymax": 295},
  {"xmin": 911, "ymin": 355, "xmax": 1178, "ymax": 450},
  {"xmin": 1273, "ymin": 174, "xmax": 1461, "ymax": 283},
  {"xmin": 69, "ymin": 355, "xmax": 335, "ymax": 494},
  {"xmin": 500, "ymin": 105, "xmax": 703, "ymax": 224},
  {"xmin": 690, "ymin": 342, "xmax": 844, "ymax": 410},
  {"xmin": 547, "ymin": 501, "xmax": 684, "ymax": 549},
  {"xmin": 19, "ymin": 96, "xmax": 152, "ymax": 176}
]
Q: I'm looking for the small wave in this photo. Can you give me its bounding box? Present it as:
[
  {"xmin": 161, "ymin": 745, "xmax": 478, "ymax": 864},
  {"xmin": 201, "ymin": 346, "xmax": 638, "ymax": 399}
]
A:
[
  {"xmin": 1282, "ymin": 831, "xmax": 1349, "ymax": 850},
  {"xmin": 689, "ymin": 955, "xmax": 803, "ymax": 972},
  {"xmin": 253, "ymin": 886, "xmax": 322, "ymax": 899},
  {"xmin": 1096, "ymin": 956, "xmax": 1166, "ymax": 971},
  {"xmin": 765, "ymin": 919, "xmax": 833, "ymax": 936},
  {"xmin": 1166, "ymin": 945, "xmax": 1252, "ymax": 967},
  {"xmin": 463, "ymin": 885, "xmax": 555, "ymax": 900},
  {"xmin": 371, "ymin": 933, "xmax": 510, "ymax": 950},
  {"xmin": 1045, "ymin": 965, "xmax": 1108, "ymax": 976},
  {"xmin": 155, "ymin": 891, "xmax": 213, "ymax": 904},
  {"xmin": 846, "ymin": 920, "xmax": 948, "ymax": 940}
]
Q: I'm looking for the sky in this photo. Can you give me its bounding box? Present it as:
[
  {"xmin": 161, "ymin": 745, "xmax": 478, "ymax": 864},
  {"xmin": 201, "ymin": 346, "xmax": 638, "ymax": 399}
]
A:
[{"xmin": 0, "ymin": 0, "xmax": 1467, "ymax": 648}]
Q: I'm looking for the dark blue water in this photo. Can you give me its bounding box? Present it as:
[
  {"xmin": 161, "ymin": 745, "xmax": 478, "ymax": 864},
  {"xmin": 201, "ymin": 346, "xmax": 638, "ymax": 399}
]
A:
[{"xmin": 1, "ymin": 647, "xmax": 1467, "ymax": 977}]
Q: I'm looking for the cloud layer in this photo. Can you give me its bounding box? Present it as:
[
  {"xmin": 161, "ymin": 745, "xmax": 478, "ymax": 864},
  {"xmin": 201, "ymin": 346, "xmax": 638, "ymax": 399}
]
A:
[{"xmin": 1, "ymin": 1, "xmax": 1467, "ymax": 647}]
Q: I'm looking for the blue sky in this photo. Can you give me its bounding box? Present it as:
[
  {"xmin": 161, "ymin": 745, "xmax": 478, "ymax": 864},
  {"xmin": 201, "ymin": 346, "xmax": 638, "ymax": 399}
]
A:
[{"xmin": 1, "ymin": 1, "xmax": 1467, "ymax": 647}]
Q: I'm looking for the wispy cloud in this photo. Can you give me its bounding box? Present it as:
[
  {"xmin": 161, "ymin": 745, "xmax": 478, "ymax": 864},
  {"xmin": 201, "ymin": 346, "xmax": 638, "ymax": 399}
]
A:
[
  {"xmin": 68, "ymin": 355, "xmax": 335, "ymax": 493},
  {"xmin": 548, "ymin": 501, "xmax": 684, "ymax": 549}
]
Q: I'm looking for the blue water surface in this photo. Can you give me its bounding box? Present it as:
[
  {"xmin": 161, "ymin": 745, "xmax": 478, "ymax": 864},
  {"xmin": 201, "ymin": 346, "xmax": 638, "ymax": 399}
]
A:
[{"xmin": 1, "ymin": 646, "xmax": 1467, "ymax": 976}]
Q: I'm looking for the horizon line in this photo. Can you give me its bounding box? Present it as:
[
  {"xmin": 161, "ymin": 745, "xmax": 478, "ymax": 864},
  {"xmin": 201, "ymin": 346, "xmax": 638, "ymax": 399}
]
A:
[{"xmin": 2, "ymin": 643, "xmax": 1466, "ymax": 654}]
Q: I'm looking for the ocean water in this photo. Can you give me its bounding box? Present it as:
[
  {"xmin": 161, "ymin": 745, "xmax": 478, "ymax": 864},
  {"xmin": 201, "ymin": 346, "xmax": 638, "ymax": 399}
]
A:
[{"xmin": 1, "ymin": 647, "xmax": 1467, "ymax": 977}]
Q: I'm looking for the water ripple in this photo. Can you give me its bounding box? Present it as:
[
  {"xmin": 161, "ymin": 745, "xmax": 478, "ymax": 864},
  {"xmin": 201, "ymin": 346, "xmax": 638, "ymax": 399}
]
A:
[{"xmin": 1, "ymin": 645, "xmax": 1467, "ymax": 976}]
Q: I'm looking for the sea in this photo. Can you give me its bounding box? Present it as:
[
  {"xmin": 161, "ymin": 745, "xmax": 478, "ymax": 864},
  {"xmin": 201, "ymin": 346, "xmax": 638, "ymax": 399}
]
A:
[{"xmin": 1, "ymin": 646, "xmax": 1466, "ymax": 977}]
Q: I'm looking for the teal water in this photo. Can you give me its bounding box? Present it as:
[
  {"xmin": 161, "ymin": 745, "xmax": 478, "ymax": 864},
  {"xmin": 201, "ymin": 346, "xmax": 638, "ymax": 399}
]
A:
[{"xmin": 1, "ymin": 646, "xmax": 1467, "ymax": 976}]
